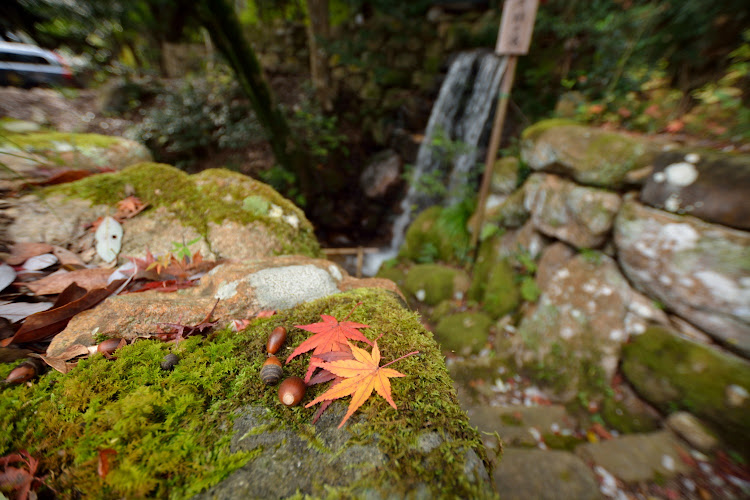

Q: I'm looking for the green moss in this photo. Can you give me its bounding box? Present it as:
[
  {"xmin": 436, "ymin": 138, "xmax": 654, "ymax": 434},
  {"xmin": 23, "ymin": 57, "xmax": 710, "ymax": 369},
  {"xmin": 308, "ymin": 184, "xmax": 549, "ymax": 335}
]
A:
[
  {"xmin": 403, "ymin": 263, "xmax": 465, "ymax": 306},
  {"xmin": 399, "ymin": 205, "xmax": 471, "ymax": 264},
  {"xmin": 481, "ymin": 259, "xmax": 521, "ymax": 319},
  {"xmin": 600, "ymin": 397, "xmax": 659, "ymax": 434},
  {"xmin": 375, "ymin": 266, "xmax": 406, "ymax": 288},
  {"xmin": 430, "ymin": 299, "xmax": 457, "ymax": 323},
  {"xmin": 0, "ymin": 288, "xmax": 489, "ymax": 498},
  {"xmin": 434, "ymin": 311, "xmax": 493, "ymax": 354},
  {"xmin": 541, "ymin": 433, "xmax": 585, "ymax": 452},
  {"xmin": 622, "ymin": 326, "xmax": 750, "ymax": 451},
  {"xmin": 43, "ymin": 163, "xmax": 321, "ymax": 258},
  {"xmin": 521, "ymin": 119, "xmax": 580, "ymax": 142},
  {"xmin": 0, "ymin": 132, "xmax": 122, "ymax": 150}
]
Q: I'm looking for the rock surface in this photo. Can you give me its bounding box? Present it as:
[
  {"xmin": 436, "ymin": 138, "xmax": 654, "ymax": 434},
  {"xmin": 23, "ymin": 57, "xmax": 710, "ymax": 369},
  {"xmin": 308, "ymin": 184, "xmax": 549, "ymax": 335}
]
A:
[
  {"xmin": 614, "ymin": 198, "xmax": 750, "ymax": 356},
  {"xmin": 0, "ymin": 130, "xmax": 151, "ymax": 190},
  {"xmin": 493, "ymin": 449, "xmax": 602, "ymax": 500},
  {"xmin": 621, "ymin": 326, "xmax": 750, "ymax": 448},
  {"xmin": 47, "ymin": 256, "xmax": 401, "ymax": 357},
  {"xmin": 641, "ymin": 149, "xmax": 750, "ymax": 230},
  {"xmin": 6, "ymin": 163, "xmax": 321, "ymax": 263},
  {"xmin": 524, "ymin": 173, "xmax": 622, "ymax": 249},
  {"xmin": 360, "ymin": 149, "xmax": 402, "ymax": 198},
  {"xmin": 521, "ymin": 119, "xmax": 667, "ymax": 188},
  {"xmin": 512, "ymin": 252, "xmax": 665, "ymax": 402}
]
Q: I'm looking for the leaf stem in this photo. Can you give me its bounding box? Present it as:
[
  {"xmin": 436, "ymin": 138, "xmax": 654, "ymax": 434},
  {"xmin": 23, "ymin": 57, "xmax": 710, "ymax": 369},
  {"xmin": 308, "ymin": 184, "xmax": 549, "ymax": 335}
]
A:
[
  {"xmin": 341, "ymin": 301, "xmax": 363, "ymax": 322},
  {"xmin": 382, "ymin": 351, "xmax": 420, "ymax": 368}
]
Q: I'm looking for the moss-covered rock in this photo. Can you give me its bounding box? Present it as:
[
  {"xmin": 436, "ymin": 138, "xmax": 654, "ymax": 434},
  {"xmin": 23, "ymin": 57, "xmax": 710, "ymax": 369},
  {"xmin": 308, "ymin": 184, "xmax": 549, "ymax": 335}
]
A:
[
  {"xmin": 0, "ymin": 130, "xmax": 152, "ymax": 190},
  {"xmin": 8, "ymin": 163, "xmax": 321, "ymax": 260},
  {"xmin": 434, "ymin": 311, "xmax": 493, "ymax": 354},
  {"xmin": 403, "ymin": 263, "xmax": 470, "ymax": 306},
  {"xmin": 622, "ymin": 326, "xmax": 750, "ymax": 452},
  {"xmin": 475, "ymin": 259, "xmax": 520, "ymax": 319},
  {"xmin": 0, "ymin": 288, "xmax": 492, "ymax": 498},
  {"xmin": 521, "ymin": 119, "xmax": 661, "ymax": 188},
  {"xmin": 399, "ymin": 205, "xmax": 470, "ymax": 264}
]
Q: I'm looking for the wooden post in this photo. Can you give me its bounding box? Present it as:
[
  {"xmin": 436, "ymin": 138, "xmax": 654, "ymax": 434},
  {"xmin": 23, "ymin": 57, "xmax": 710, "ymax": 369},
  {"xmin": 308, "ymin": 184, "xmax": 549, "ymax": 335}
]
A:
[{"xmin": 471, "ymin": 0, "xmax": 538, "ymax": 255}]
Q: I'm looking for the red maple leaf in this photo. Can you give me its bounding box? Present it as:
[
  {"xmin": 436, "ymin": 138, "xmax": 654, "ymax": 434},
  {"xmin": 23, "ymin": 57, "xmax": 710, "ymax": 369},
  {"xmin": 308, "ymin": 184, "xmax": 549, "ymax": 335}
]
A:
[{"xmin": 285, "ymin": 303, "xmax": 371, "ymax": 363}]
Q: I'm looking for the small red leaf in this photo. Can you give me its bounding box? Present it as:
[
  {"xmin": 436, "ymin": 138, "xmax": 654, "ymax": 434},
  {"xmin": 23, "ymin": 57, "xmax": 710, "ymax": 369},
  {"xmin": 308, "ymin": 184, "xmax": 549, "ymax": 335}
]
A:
[{"xmin": 97, "ymin": 449, "xmax": 117, "ymax": 478}]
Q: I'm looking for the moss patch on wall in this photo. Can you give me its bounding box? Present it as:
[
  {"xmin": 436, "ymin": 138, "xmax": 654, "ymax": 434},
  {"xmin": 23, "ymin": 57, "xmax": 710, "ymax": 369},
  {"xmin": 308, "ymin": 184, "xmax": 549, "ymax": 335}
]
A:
[
  {"xmin": 399, "ymin": 205, "xmax": 471, "ymax": 264},
  {"xmin": 0, "ymin": 288, "xmax": 489, "ymax": 498},
  {"xmin": 403, "ymin": 263, "xmax": 467, "ymax": 306},
  {"xmin": 1, "ymin": 132, "xmax": 123, "ymax": 150},
  {"xmin": 480, "ymin": 259, "xmax": 520, "ymax": 319}
]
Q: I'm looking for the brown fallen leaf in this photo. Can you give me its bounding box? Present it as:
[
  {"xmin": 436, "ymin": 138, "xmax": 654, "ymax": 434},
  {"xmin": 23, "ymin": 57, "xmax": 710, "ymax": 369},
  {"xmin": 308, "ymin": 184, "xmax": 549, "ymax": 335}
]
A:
[
  {"xmin": 39, "ymin": 344, "xmax": 91, "ymax": 374},
  {"xmin": 25, "ymin": 268, "xmax": 113, "ymax": 295},
  {"xmin": 0, "ymin": 280, "xmax": 123, "ymax": 346},
  {"xmin": 51, "ymin": 246, "xmax": 88, "ymax": 270},
  {"xmin": 28, "ymin": 169, "xmax": 95, "ymax": 186},
  {"xmin": 7, "ymin": 243, "xmax": 54, "ymax": 266}
]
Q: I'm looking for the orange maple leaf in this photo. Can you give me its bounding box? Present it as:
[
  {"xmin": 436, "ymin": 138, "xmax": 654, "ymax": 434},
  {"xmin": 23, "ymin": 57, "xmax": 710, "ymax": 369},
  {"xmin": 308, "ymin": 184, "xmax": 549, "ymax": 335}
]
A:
[
  {"xmin": 305, "ymin": 340, "xmax": 416, "ymax": 428},
  {"xmin": 286, "ymin": 304, "xmax": 371, "ymax": 363}
]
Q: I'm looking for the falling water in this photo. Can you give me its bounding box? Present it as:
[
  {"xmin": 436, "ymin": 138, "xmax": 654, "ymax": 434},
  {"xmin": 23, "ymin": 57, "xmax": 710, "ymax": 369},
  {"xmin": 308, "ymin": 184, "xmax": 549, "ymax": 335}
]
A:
[{"xmin": 363, "ymin": 50, "xmax": 508, "ymax": 276}]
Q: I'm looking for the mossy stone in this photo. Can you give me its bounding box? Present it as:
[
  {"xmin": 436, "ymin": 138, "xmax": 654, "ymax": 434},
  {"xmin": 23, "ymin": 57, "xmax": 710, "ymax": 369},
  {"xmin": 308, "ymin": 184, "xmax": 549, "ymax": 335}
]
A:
[
  {"xmin": 622, "ymin": 326, "xmax": 750, "ymax": 452},
  {"xmin": 403, "ymin": 263, "xmax": 467, "ymax": 306},
  {"xmin": 375, "ymin": 266, "xmax": 406, "ymax": 288},
  {"xmin": 0, "ymin": 288, "xmax": 490, "ymax": 497},
  {"xmin": 601, "ymin": 397, "xmax": 660, "ymax": 434},
  {"xmin": 481, "ymin": 259, "xmax": 521, "ymax": 319},
  {"xmin": 43, "ymin": 162, "xmax": 321, "ymax": 258},
  {"xmin": 399, "ymin": 206, "xmax": 469, "ymax": 264},
  {"xmin": 434, "ymin": 311, "xmax": 493, "ymax": 354}
]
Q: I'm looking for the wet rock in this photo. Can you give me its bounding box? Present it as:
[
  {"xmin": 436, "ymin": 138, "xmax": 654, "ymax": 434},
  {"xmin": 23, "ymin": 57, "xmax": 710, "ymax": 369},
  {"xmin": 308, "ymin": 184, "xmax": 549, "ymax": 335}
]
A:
[
  {"xmin": 621, "ymin": 326, "xmax": 750, "ymax": 449},
  {"xmin": 575, "ymin": 431, "xmax": 691, "ymax": 483},
  {"xmin": 614, "ymin": 198, "xmax": 750, "ymax": 356},
  {"xmin": 514, "ymin": 252, "xmax": 666, "ymax": 402},
  {"xmin": 494, "ymin": 449, "xmax": 602, "ymax": 500},
  {"xmin": 521, "ymin": 119, "xmax": 669, "ymax": 188},
  {"xmin": 524, "ymin": 173, "xmax": 622, "ymax": 249},
  {"xmin": 641, "ymin": 149, "xmax": 750, "ymax": 230},
  {"xmin": 360, "ymin": 149, "xmax": 402, "ymax": 198}
]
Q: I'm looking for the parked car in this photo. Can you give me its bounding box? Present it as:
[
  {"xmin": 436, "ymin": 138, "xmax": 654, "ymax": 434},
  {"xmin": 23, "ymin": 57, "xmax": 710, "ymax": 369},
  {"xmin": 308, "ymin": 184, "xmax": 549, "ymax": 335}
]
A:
[{"xmin": 0, "ymin": 42, "xmax": 74, "ymax": 88}]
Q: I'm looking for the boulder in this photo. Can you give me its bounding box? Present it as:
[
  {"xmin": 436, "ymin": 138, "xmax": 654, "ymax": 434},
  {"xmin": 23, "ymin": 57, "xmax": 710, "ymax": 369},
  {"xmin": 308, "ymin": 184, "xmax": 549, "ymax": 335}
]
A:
[
  {"xmin": 433, "ymin": 311, "xmax": 493, "ymax": 354},
  {"xmin": 360, "ymin": 149, "xmax": 402, "ymax": 199},
  {"xmin": 0, "ymin": 130, "xmax": 151, "ymax": 190},
  {"xmin": 5, "ymin": 163, "xmax": 321, "ymax": 263},
  {"xmin": 2, "ymin": 288, "xmax": 492, "ymax": 498},
  {"xmin": 468, "ymin": 258, "xmax": 520, "ymax": 319},
  {"xmin": 524, "ymin": 173, "xmax": 622, "ymax": 249},
  {"xmin": 47, "ymin": 256, "xmax": 401, "ymax": 357},
  {"xmin": 521, "ymin": 119, "xmax": 668, "ymax": 188},
  {"xmin": 513, "ymin": 252, "xmax": 666, "ymax": 402},
  {"xmin": 621, "ymin": 326, "xmax": 750, "ymax": 450},
  {"xmin": 640, "ymin": 149, "xmax": 750, "ymax": 230},
  {"xmin": 399, "ymin": 206, "xmax": 470, "ymax": 264},
  {"xmin": 402, "ymin": 263, "xmax": 470, "ymax": 306},
  {"xmin": 614, "ymin": 198, "xmax": 750, "ymax": 357}
]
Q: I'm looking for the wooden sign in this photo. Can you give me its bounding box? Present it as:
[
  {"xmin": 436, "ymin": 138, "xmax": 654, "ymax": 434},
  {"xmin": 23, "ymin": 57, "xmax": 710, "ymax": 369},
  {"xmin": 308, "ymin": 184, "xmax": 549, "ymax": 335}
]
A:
[{"xmin": 496, "ymin": 0, "xmax": 539, "ymax": 55}]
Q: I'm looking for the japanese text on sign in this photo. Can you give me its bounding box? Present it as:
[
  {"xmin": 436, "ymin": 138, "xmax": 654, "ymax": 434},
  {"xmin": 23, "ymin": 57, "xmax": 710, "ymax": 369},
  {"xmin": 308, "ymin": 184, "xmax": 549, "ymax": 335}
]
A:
[{"xmin": 496, "ymin": 0, "xmax": 539, "ymax": 55}]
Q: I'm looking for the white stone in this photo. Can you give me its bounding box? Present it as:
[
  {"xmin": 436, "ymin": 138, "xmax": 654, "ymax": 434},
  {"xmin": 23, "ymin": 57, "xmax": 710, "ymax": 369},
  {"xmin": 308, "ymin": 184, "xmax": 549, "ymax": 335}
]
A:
[
  {"xmin": 684, "ymin": 153, "xmax": 701, "ymax": 164},
  {"xmin": 415, "ymin": 289, "xmax": 426, "ymax": 302},
  {"xmin": 327, "ymin": 264, "xmax": 342, "ymax": 281},
  {"xmin": 653, "ymin": 172, "xmax": 666, "ymax": 183},
  {"xmin": 664, "ymin": 162, "xmax": 699, "ymax": 186},
  {"xmin": 215, "ymin": 280, "xmax": 239, "ymax": 300}
]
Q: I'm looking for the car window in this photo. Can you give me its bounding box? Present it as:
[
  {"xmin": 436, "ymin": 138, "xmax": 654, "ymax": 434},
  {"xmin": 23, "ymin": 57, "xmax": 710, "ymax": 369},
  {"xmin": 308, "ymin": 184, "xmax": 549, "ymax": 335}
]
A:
[{"xmin": 0, "ymin": 52, "xmax": 53, "ymax": 65}]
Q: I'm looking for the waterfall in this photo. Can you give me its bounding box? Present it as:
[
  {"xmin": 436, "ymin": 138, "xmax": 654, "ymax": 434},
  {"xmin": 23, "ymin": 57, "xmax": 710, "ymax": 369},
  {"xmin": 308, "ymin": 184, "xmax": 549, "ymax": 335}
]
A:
[{"xmin": 363, "ymin": 50, "xmax": 508, "ymax": 276}]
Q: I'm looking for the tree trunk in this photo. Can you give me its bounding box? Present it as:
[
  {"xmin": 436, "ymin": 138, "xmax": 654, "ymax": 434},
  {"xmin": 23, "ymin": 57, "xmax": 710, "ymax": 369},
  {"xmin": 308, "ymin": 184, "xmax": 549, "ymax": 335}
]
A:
[
  {"xmin": 305, "ymin": 0, "xmax": 333, "ymax": 111},
  {"xmin": 194, "ymin": 0, "xmax": 314, "ymax": 197}
]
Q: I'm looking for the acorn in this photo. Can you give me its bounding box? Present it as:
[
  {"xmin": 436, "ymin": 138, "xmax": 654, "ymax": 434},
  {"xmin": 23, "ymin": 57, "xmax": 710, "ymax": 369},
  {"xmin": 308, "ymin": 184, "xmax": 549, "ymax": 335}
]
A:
[
  {"xmin": 160, "ymin": 353, "xmax": 180, "ymax": 371},
  {"xmin": 266, "ymin": 326, "xmax": 287, "ymax": 355},
  {"xmin": 97, "ymin": 338, "xmax": 124, "ymax": 357},
  {"xmin": 5, "ymin": 358, "xmax": 44, "ymax": 385},
  {"xmin": 278, "ymin": 376, "xmax": 306, "ymax": 406},
  {"xmin": 260, "ymin": 355, "xmax": 283, "ymax": 385}
]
